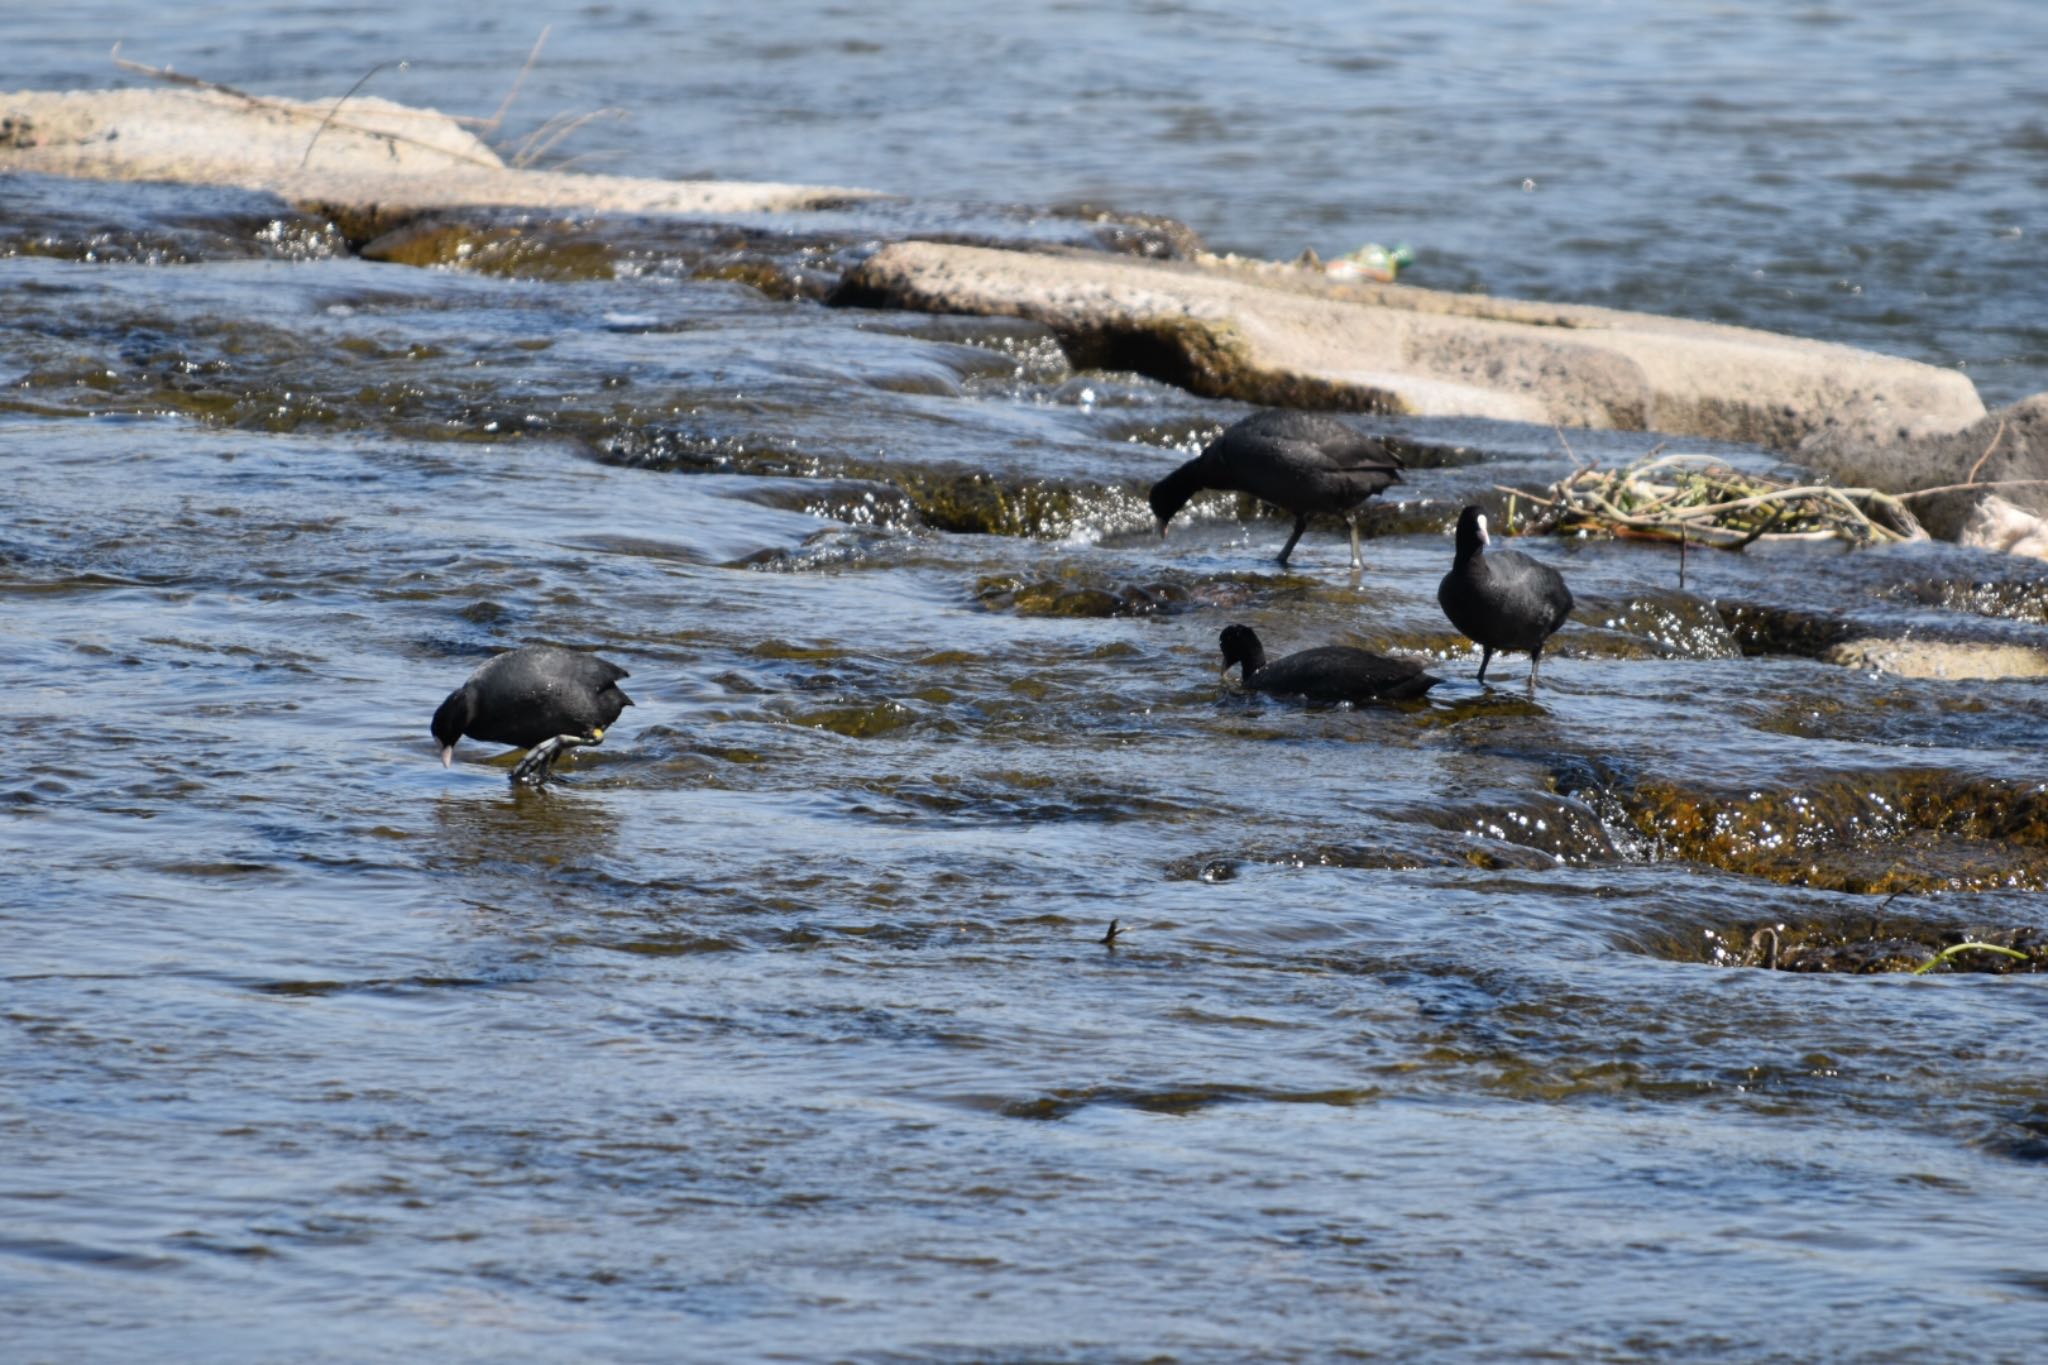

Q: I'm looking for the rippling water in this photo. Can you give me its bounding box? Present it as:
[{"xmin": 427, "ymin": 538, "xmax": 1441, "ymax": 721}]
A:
[{"xmin": 5, "ymin": 4, "xmax": 2048, "ymax": 1360}]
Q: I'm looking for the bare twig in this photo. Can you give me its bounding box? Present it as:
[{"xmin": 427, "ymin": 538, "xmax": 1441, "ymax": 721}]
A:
[
  {"xmin": 1552, "ymin": 423, "xmax": 1587, "ymax": 472},
  {"xmin": 301, "ymin": 60, "xmax": 410, "ymax": 169},
  {"xmin": 1897, "ymin": 477, "xmax": 2048, "ymax": 501},
  {"xmin": 112, "ymin": 43, "xmax": 265, "ymax": 103},
  {"xmin": 510, "ymin": 107, "xmax": 625, "ymax": 169},
  {"xmin": 1965, "ymin": 417, "xmax": 2008, "ymax": 486},
  {"xmin": 483, "ymin": 25, "xmax": 551, "ymax": 134},
  {"xmin": 1727, "ymin": 502, "xmax": 1789, "ymax": 550}
]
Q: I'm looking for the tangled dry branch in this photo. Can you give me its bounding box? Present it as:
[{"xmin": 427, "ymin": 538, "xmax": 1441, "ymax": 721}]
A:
[{"xmin": 1503, "ymin": 450, "xmax": 1929, "ymax": 550}]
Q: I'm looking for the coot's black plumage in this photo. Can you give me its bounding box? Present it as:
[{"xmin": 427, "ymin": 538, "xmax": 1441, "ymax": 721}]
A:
[
  {"xmin": 1435, "ymin": 506, "xmax": 1574, "ymax": 694},
  {"xmin": 430, "ymin": 645, "xmax": 633, "ymax": 782},
  {"xmin": 1149, "ymin": 409, "xmax": 1403, "ymax": 569},
  {"xmin": 1218, "ymin": 624, "xmax": 1441, "ymax": 703}
]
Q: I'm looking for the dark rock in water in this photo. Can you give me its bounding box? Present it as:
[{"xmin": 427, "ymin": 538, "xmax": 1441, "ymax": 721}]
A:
[
  {"xmin": 1149, "ymin": 409, "xmax": 1403, "ymax": 569},
  {"xmin": 1218, "ymin": 623, "xmax": 1440, "ymax": 703},
  {"xmin": 1886, "ymin": 575, "xmax": 2048, "ymax": 626},
  {"xmin": 1716, "ymin": 601, "xmax": 1855, "ymax": 657},
  {"xmin": 1672, "ymin": 918, "xmax": 2047, "ymax": 975},
  {"xmin": 978, "ymin": 576, "xmax": 1192, "ymax": 618},
  {"xmin": 1581, "ymin": 769, "xmax": 2048, "ymax": 894}
]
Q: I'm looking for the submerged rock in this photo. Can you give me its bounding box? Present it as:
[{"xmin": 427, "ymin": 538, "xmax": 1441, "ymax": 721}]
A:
[
  {"xmin": 975, "ymin": 575, "xmax": 1193, "ymax": 618},
  {"xmin": 1591, "ymin": 769, "xmax": 2048, "ymax": 894},
  {"xmin": 1821, "ymin": 639, "xmax": 2048, "ymax": 680},
  {"xmin": 1683, "ymin": 918, "xmax": 2046, "ymax": 975}
]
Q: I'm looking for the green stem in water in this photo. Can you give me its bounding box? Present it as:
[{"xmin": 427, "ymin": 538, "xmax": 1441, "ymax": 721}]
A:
[{"xmin": 1910, "ymin": 942, "xmax": 2032, "ymax": 976}]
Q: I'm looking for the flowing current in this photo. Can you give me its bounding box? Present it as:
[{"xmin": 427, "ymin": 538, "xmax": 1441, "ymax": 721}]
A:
[{"xmin": 4, "ymin": 3, "xmax": 2048, "ymax": 1359}]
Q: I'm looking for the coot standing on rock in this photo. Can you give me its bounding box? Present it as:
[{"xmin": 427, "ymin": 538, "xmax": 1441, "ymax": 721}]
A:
[
  {"xmin": 1149, "ymin": 409, "xmax": 1403, "ymax": 569},
  {"xmin": 1436, "ymin": 506, "xmax": 1574, "ymax": 695},
  {"xmin": 1219, "ymin": 624, "xmax": 1441, "ymax": 703},
  {"xmin": 431, "ymin": 644, "xmax": 633, "ymax": 784}
]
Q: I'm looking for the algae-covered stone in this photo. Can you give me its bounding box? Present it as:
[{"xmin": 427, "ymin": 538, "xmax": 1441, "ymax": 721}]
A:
[
  {"xmin": 1607, "ymin": 770, "xmax": 2048, "ymax": 893},
  {"xmin": 360, "ymin": 217, "xmax": 618, "ymax": 279},
  {"xmin": 976, "ymin": 574, "xmax": 1192, "ymax": 618}
]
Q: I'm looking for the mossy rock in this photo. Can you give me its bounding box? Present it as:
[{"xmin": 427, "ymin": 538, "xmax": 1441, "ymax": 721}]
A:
[
  {"xmin": 976, "ymin": 575, "xmax": 1192, "ymax": 618},
  {"xmin": 690, "ymin": 256, "xmax": 805, "ymax": 301},
  {"xmin": 1608, "ymin": 770, "xmax": 2048, "ymax": 892},
  {"xmin": 1675, "ymin": 918, "xmax": 2046, "ymax": 974},
  {"xmin": 359, "ymin": 218, "xmax": 618, "ymax": 280}
]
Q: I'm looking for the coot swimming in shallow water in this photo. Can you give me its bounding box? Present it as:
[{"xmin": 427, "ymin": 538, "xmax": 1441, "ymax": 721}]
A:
[
  {"xmin": 1149, "ymin": 410, "xmax": 1403, "ymax": 569},
  {"xmin": 1218, "ymin": 624, "xmax": 1440, "ymax": 703},
  {"xmin": 431, "ymin": 645, "xmax": 633, "ymax": 784},
  {"xmin": 1435, "ymin": 506, "xmax": 1573, "ymax": 695}
]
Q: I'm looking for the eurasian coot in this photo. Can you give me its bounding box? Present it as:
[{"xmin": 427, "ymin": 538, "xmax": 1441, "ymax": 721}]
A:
[
  {"xmin": 1435, "ymin": 506, "xmax": 1573, "ymax": 694},
  {"xmin": 430, "ymin": 645, "xmax": 633, "ymax": 783},
  {"xmin": 1149, "ymin": 410, "xmax": 1403, "ymax": 569},
  {"xmin": 1218, "ymin": 624, "xmax": 1440, "ymax": 703}
]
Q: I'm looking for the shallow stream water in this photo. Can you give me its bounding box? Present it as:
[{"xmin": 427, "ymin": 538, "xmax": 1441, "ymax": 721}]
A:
[{"xmin": 5, "ymin": 4, "xmax": 2048, "ymax": 1360}]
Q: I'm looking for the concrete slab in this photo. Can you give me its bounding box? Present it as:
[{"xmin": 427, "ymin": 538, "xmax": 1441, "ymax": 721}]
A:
[
  {"xmin": 0, "ymin": 87, "xmax": 877, "ymax": 218},
  {"xmin": 835, "ymin": 241, "xmax": 1987, "ymax": 454}
]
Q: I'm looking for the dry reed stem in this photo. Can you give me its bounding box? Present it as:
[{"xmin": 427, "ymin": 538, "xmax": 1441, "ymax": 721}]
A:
[
  {"xmin": 484, "ymin": 26, "xmax": 551, "ymax": 134},
  {"xmin": 1965, "ymin": 417, "xmax": 2007, "ymax": 486},
  {"xmin": 511, "ymin": 107, "xmax": 625, "ymax": 169}
]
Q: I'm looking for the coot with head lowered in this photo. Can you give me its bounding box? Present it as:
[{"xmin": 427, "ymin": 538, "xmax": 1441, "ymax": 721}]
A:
[
  {"xmin": 1218, "ymin": 624, "xmax": 1440, "ymax": 703},
  {"xmin": 431, "ymin": 644, "xmax": 633, "ymax": 784},
  {"xmin": 1149, "ymin": 409, "xmax": 1403, "ymax": 569},
  {"xmin": 1436, "ymin": 506, "xmax": 1573, "ymax": 695}
]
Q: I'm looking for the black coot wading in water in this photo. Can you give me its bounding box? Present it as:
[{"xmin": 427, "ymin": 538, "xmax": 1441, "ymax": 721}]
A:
[
  {"xmin": 1436, "ymin": 506, "xmax": 1574, "ymax": 695},
  {"xmin": 1218, "ymin": 624, "xmax": 1441, "ymax": 703},
  {"xmin": 1148, "ymin": 409, "xmax": 1403, "ymax": 569},
  {"xmin": 430, "ymin": 645, "xmax": 633, "ymax": 784}
]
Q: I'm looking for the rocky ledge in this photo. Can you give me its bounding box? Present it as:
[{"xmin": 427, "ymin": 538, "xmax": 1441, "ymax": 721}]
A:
[
  {"xmin": 7, "ymin": 87, "xmax": 2044, "ymax": 556},
  {"xmin": 833, "ymin": 242, "xmax": 2047, "ymax": 558},
  {"xmin": 0, "ymin": 87, "xmax": 876, "ymax": 226}
]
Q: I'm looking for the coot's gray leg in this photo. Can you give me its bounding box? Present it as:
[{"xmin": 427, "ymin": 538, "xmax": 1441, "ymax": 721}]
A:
[
  {"xmin": 1347, "ymin": 514, "xmax": 1364, "ymax": 571},
  {"xmin": 1527, "ymin": 645, "xmax": 1544, "ymax": 697},
  {"xmin": 510, "ymin": 733, "xmax": 596, "ymax": 785},
  {"xmin": 1276, "ymin": 515, "xmax": 1309, "ymax": 566},
  {"xmin": 1476, "ymin": 644, "xmax": 1496, "ymax": 687}
]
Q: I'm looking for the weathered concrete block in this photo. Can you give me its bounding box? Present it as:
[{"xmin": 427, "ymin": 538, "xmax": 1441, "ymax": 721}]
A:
[
  {"xmin": 0, "ymin": 87, "xmax": 878, "ymax": 217},
  {"xmin": 836, "ymin": 241, "xmax": 1987, "ymax": 454}
]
